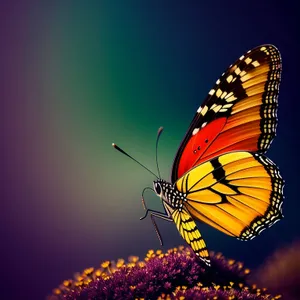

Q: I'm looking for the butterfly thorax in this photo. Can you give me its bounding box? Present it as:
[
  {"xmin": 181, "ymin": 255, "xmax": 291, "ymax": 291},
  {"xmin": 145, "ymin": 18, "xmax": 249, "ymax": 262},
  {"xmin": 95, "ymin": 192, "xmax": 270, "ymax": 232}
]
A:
[{"xmin": 153, "ymin": 179, "xmax": 186, "ymax": 209}]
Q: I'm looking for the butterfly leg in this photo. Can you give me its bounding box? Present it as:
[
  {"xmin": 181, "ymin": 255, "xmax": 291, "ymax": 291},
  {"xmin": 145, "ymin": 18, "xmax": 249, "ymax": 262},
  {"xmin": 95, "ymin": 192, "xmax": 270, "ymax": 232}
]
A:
[
  {"xmin": 140, "ymin": 188, "xmax": 172, "ymax": 246},
  {"xmin": 140, "ymin": 186, "xmax": 171, "ymax": 221},
  {"xmin": 140, "ymin": 208, "xmax": 171, "ymax": 221},
  {"xmin": 141, "ymin": 209, "xmax": 172, "ymax": 246}
]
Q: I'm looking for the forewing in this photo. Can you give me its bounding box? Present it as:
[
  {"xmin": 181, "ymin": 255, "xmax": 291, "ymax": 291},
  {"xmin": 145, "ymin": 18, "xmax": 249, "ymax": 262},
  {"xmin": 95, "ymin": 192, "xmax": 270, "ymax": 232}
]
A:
[{"xmin": 171, "ymin": 45, "xmax": 281, "ymax": 183}]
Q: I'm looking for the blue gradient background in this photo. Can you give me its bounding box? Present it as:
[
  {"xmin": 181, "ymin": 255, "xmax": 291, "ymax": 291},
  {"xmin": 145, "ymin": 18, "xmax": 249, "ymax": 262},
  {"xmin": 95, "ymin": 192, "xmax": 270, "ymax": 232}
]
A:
[{"xmin": 1, "ymin": 1, "xmax": 299, "ymax": 299}]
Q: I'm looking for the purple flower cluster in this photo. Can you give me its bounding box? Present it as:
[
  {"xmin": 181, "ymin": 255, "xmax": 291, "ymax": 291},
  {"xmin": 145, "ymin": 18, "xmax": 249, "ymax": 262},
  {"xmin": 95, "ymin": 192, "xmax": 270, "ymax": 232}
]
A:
[{"xmin": 48, "ymin": 246, "xmax": 280, "ymax": 300}]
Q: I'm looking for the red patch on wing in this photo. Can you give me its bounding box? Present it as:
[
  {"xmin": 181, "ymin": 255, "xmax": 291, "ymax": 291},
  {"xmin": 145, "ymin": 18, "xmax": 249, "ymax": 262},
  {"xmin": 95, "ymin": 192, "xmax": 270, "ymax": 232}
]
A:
[{"xmin": 177, "ymin": 117, "xmax": 227, "ymax": 178}]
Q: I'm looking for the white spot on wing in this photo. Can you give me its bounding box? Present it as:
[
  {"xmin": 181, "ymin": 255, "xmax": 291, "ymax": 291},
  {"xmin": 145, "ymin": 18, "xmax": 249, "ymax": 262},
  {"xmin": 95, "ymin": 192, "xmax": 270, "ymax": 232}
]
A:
[
  {"xmin": 216, "ymin": 89, "xmax": 222, "ymax": 97},
  {"xmin": 240, "ymin": 70, "xmax": 246, "ymax": 77},
  {"xmin": 221, "ymin": 91, "xmax": 227, "ymax": 99},
  {"xmin": 212, "ymin": 105, "xmax": 222, "ymax": 112},
  {"xmin": 201, "ymin": 106, "xmax": 208, "ymax": 116},
  {"xmin": 209, "ymin": 89, "xmax": 215, "ymax": 96},
  {"xmin": 235, "ymin": 67, "xmax": 241, "ymax": 75},
  {"xmin": 252, "ymin": 60, "xmax": 260, "ymax": 67},
  {"xmin": 245, "ymin": 57, "xmax": 252, "ymax": 64},
  {"xmin": 226, "ymin": 75, "xmax": 233, "ymax": 83},
  {"xmin": 192, "ymin": 128, "xmax": 199, "ymax": 135}
]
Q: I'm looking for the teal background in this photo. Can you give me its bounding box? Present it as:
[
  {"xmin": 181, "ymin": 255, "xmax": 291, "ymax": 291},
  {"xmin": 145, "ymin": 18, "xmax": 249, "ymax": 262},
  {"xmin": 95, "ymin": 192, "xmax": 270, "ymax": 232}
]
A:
[{"xmin": 1, "ymin": 1, "xmax": 299, "ymax": 299}]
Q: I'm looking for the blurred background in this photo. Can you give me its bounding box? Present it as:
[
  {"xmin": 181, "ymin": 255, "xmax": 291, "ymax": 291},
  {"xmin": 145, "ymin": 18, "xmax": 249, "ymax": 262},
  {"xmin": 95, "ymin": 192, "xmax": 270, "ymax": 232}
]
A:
[{"xmin": 1, "ymin": 1, "xmax": 299, "ymax": 299}]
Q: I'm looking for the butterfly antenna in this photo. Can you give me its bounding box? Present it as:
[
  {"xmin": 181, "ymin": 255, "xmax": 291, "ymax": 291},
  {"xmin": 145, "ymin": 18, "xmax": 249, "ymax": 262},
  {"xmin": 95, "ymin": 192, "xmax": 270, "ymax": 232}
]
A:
[
  {"xmin": 156, "ymin": 127, "xmax": 163, "ymax": 179},
  {"xmin": 112, "ymin": 143, "xmax": 159, "ymax": 179}
]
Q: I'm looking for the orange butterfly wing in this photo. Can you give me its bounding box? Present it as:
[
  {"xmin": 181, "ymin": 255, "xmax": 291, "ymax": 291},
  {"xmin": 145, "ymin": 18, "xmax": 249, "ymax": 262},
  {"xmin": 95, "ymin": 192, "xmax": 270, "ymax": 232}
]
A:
[{"xmin": 171, "ymin": 45, "xmax": 281, "ymax": 183}]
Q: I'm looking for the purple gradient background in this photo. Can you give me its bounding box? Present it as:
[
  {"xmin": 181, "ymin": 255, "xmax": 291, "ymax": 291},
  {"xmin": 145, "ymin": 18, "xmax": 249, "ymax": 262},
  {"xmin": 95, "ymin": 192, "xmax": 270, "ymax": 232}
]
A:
[{"xmin": 1, "ymin": 1, "xmax": 300, "ymax": 300}]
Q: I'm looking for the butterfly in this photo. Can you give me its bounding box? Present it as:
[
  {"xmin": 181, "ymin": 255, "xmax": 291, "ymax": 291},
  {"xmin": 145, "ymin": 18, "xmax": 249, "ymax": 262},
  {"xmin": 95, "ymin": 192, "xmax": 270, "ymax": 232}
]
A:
[{"xmin": 113, "ymin": 44, "xmax": 284, "ymax": 267}]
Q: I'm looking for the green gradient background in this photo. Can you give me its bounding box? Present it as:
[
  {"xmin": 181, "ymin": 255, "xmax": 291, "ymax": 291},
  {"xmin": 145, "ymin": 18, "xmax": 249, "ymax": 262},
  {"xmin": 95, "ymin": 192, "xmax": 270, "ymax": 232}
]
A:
[{"xmin": 2, "ymin": 1, "xmax": 300, "ymax": 299}]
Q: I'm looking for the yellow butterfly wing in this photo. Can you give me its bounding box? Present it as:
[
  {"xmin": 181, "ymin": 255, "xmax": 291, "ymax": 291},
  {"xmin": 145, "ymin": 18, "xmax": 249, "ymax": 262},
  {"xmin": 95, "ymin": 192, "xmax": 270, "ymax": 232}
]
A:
[
  {"xmin": 171, "ymin": 207, "xmax": 211, "ymax": 266},
  {"xmin": 176, "ymin": 151, "xmax": 284, "ymax": 240}
]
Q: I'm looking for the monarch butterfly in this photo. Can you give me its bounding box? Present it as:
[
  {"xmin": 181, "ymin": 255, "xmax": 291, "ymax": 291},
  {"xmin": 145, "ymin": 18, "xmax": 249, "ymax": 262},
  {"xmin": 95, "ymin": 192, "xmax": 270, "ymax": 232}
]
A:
[{"xmin": 113, "ymin": 45, "xmax": 284, "ymax": 267}]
